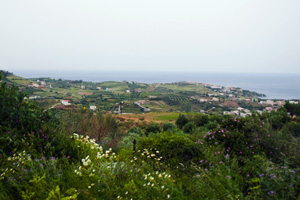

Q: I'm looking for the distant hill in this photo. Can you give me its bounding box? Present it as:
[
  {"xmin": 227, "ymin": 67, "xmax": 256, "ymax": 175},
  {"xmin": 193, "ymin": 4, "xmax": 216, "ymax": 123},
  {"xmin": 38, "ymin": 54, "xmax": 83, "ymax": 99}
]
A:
[
  {"xmin": 1, "ymin": 70, "xmax": 33, "ymax": 86},
  {"xmin": 0, "ymin": 70, "xmax": 14, "ymax": 82}
]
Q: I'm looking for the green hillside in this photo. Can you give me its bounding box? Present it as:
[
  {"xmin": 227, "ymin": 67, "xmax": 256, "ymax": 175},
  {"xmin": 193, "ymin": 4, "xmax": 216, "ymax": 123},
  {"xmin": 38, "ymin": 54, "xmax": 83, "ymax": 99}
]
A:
[
  {"xmin": 0, "ymin": 70, "xmax": 274, "ymax": 116},
  {"xmin": 1, "ymin": 71, "xmax": 300, "ymax": 199}
]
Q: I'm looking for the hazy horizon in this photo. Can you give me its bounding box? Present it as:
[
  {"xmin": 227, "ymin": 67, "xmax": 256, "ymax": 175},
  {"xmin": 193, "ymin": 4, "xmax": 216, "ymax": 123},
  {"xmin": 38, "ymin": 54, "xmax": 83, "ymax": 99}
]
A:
[
  {"xmin": 3, "ymin": 69, "xmax": 299, "ymax": 100},
  {"xmin": 5, "ymin": 68, "xmax": 300, "ymax": 77},
  {"xmin": 1, "ymin": 0, "xmax": 300, "ymax": 73}
]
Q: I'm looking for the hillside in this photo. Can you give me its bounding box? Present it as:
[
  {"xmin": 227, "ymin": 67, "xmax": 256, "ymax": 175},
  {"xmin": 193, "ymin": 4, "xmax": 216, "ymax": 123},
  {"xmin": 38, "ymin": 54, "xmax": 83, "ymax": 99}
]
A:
[
  {"xmin": 1, "ymin": 70, "xmax": 285, "ymax": 116},
  {"xmin": 1, "ymin": 71, "xmax": 300, "ymax": 199}
]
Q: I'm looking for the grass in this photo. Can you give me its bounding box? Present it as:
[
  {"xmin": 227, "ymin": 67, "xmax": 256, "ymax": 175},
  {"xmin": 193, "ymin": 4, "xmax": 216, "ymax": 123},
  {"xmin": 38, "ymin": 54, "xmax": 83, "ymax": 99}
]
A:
[
  {"xmin": 146, "ymin": 101, "xmax": 168, "ymax": 112},
  {"xmin": 7, "ymin": 74, "xmax": 32, "ymax": 85},
  {"xmin": 153, "ymin": 113, "xmax": 180, "ymax": 121},
  {"xmin": 98, "ymin": 81, "xmax": 129, "ymax": 91},
  {"xmin": 158, "ymin": 83, "xmax": 212, "ymax": 93},
  {"xmin": 116, "ymin": 112, "xmax": 184, "ymax": 123}
]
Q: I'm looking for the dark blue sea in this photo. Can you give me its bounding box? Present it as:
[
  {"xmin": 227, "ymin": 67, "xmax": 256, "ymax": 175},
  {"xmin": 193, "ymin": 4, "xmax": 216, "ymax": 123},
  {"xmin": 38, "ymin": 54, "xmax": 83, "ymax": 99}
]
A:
[{"xmin": 12, "ymin": 70, "xmax": 300, "ymax": 100}]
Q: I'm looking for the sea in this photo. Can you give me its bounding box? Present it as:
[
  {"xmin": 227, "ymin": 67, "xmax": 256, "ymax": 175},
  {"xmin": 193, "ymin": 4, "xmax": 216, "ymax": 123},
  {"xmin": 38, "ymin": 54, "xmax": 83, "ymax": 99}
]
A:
[{"xmin": 11, "ymin": 70, "xmax": 300, "ymax": 100}]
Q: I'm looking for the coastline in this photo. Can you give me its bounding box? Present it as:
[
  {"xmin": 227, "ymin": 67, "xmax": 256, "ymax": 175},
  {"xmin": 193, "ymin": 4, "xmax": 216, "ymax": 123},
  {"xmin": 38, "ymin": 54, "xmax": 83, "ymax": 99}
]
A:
[{"xmin": 8, "ymin": 70, "xmax": 300, "ymax": 100}]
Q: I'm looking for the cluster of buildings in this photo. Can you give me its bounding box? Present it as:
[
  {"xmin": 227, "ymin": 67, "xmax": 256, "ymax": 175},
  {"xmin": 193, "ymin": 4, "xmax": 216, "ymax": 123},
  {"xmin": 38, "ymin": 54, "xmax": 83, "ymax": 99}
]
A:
[
  {"xmin": 223, "ymin": 107, "xmax": 252, "ymax": 117},
  {"xmin": 29, "ymin": 80, "xmax": 50, "ymax": 88},
  {"xmin": 259, "ymin": 100, "xmax": 298, "ymax": 112},
  {"xmin": 223, "ymin": 100, "xmax": 299, "ymax": 117},
  {"xmin": 60, "ymin": 99, "xmax": 97, "ymax": 111}
]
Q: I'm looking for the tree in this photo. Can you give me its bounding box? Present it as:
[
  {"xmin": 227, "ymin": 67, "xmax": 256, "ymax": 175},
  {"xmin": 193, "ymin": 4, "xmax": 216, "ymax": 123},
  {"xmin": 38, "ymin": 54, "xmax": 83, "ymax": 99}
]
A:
[
  {"xmin": 284, "ymin": 102, "xmax": 300, "ymax": 116},
  {"xmin": 193, "ymin": 113, "xmax": 209, "ymax": 127},
  {"xmin": 183, "ymin": 121, "xmax": 196, "ymax": 133},
  {"xmin": 0, "ymin": 72, "xmax": 52, "ymax": 155},
  {"xmin": 163, "ymin": 122, "xmax": 177, "ymax": 132},
  {"xmin": 176, "ymin": 114, "xmax": 189, "ymax": 129},
  {"xmin": 145, "ymin": 122, "xmax": 161, "ymax": 136}
]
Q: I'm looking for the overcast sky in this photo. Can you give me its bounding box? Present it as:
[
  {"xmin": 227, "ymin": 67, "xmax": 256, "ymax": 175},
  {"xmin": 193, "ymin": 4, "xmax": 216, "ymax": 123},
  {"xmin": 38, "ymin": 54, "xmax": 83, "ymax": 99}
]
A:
[{"xmin": 1, "ymin": 0, "xmax": 300, "ymax": 73}]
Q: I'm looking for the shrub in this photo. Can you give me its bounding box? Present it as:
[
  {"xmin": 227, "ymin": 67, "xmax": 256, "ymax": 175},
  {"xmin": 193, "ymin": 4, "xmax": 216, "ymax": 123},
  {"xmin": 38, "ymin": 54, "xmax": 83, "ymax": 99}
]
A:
[
  {"xmin": 60, "ymin": 110, "xmax": 118, "ymax": 143},
  {"xmin": 138, "ymin": 132, "xmax": 203, "ymax": 171},
  {"xmin": 175, "ymin": 114, "xmax": 189, "ymax": 129},
  {"xmin": 127, "ymin": 126, "xmax": 144, "ymax": 136},
  {"xmin": 183, "ymin": 121, "xmax": 196, "ymax": 133},
  {"xmin": 145, "ymin": 122, "xmax": 161, "ymax": 136},
  {"xmin": 162, "ymin": 122, "xmax": 177, "ymax": 132},
  {"xmin": 205, "ymin": 121, "xmax": 218, "ymax": 130},
  {"xmin": 265, "ymin": 108, "xmax": 290, "ymax": 130},
  {"xmin": 118, "ymin": 132, "xmax": 140, "ymax": 150},
  {"xmin": 0, "ymin": 73, "xmax": 53, "ymax": 156},
  {"xmin": 193, "ymin": 113, "xmax": 209, "ymax": 127},
  {"xmin": 282, "ymin": 122, "xmax": 300, "ymax": 137}
]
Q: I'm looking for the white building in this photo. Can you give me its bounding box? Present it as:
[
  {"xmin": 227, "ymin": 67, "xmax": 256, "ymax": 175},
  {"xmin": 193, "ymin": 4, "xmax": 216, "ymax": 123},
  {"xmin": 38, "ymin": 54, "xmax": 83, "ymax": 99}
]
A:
[
  {"xmin": 289, "ymin": 101, "xmax": 298, "ymax": 104},
  {"xmin": 29, "ymin": 96, "xmax": 40, "ymax": 100},
  {"xmin": 31, "ymin": 83, "xmax": 39, "ymax": 88},
  {"xmin": 200, "ymin": 99, "xmax": 208, "ymax": 102},
  {"xmin": 61, "ymin": 100, "xmax": 71, "ymax": 106},
  {"xmin": 265, "ymin": 107, "xmax": 273, "ymax": 112},
  {"xmin": 89, "ymin": 106, "xmax": 97, "ymax": 110}
]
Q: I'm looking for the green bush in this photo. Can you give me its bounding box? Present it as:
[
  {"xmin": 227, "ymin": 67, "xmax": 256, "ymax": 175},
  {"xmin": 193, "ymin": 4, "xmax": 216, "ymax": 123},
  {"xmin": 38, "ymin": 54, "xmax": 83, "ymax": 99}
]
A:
[
  {"xmin": 183, "ymin": 121, "xmax": 196, "ymax": 133},
  {"xmin": 162, "ymin": 122, "xmax": 177, "ymax": 132},
  {"xmin": 145, "ymin": 122, "xmax": 161, "ymax": 136},
  {"xmin": 0, "ymin": 73, "xmax": 53, "ymax": 156},
  {"xmin": 138, "ymin": 132, "xmax": 203, "ymax": 171},
  {"xmin": 193, "ymin": 113, "xmax": 209, "ymax": 127},
  {"xmin": 118, "ymin": 132, "xmax": 140, "ymax": 150},
  {"xmin": 127, "ymin": 126, "xmax": 144, "ymax": 136},
  {"xmin": 175, "ymin": 114, "xmax": 189, "ymax": 129}
]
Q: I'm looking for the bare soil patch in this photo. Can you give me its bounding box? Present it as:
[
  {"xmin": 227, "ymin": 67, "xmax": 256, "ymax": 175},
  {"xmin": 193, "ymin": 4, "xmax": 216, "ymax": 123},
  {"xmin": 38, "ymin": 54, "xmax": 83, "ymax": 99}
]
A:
[
  {"xmin": 78, "ymin": 92, "xmax": 93, "ymax": 95},
  {"xmin": 221, "ymin": 101, "xmax": 239, "ymax": 107}
]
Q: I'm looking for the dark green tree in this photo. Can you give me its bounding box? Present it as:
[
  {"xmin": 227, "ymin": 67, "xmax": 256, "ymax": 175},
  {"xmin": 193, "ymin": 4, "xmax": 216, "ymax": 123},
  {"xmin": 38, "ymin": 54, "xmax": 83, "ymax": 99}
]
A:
[
  {"xmin": 175, "ymin": 114, "xmax": 189, "ymax": 129},
  {"xmin": 183, "ymin": 121, "xmax": 196, "ymax": 133},
  {"xmin": 163, "ymin": 122, "xmax": 177, "ymax": 132},
  {"xmin": 193, "ymin": 113, "xmax": 209, "ymax": 127},
  {"xmin": 145, "ymin": 122, "xmax": 161, "ymax": 136},
  {"xmin": 0, "ymin": 72, "xmax": 52, "ymax": 155}
]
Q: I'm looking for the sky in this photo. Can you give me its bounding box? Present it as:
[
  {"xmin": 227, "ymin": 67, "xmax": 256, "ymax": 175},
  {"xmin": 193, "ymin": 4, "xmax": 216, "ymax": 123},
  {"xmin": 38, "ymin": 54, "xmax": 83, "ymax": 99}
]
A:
[{"xmin": 0, "ymin": 0, "xmax": 300, "ymax": 73}]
